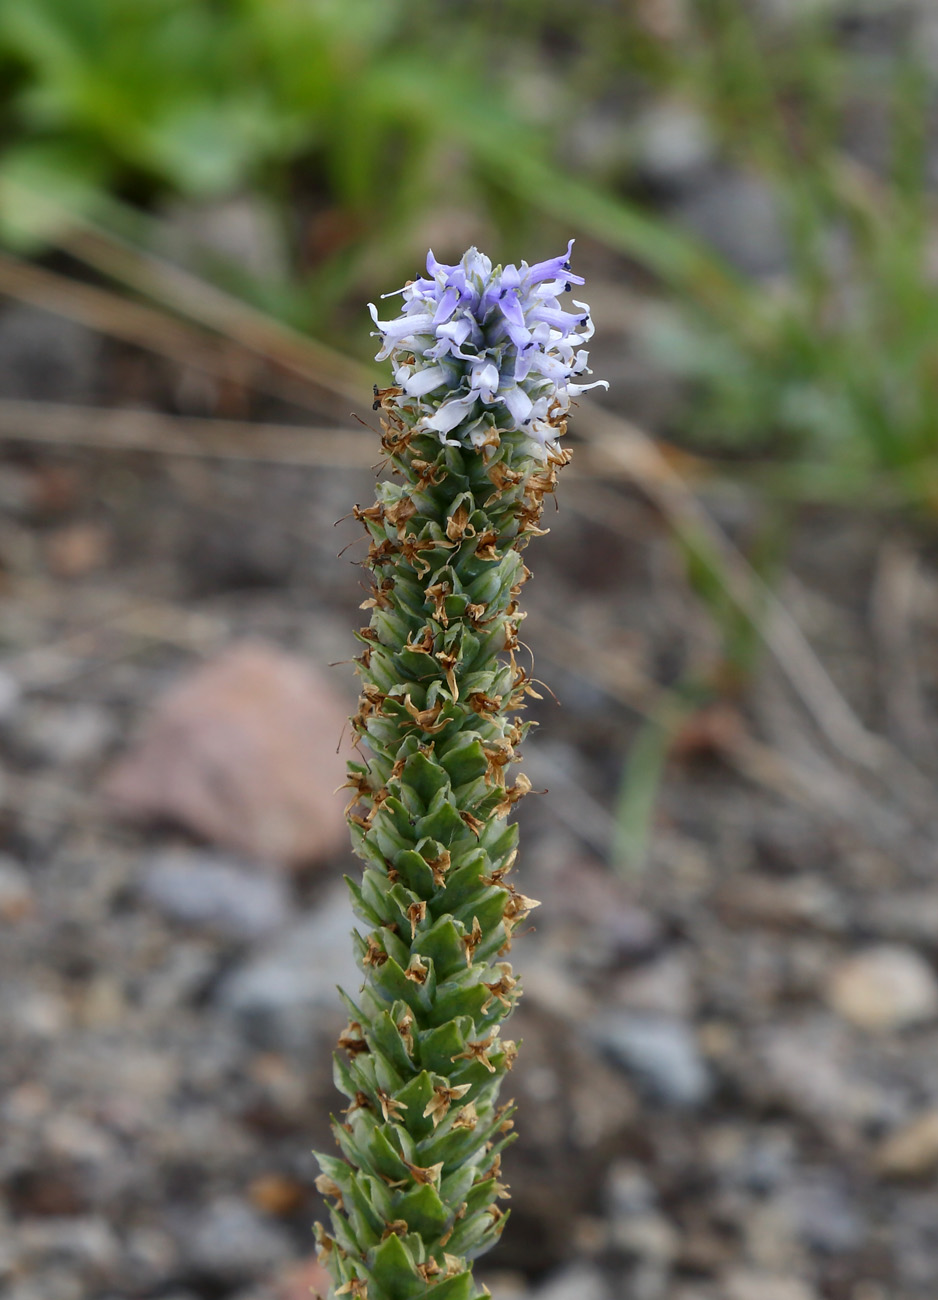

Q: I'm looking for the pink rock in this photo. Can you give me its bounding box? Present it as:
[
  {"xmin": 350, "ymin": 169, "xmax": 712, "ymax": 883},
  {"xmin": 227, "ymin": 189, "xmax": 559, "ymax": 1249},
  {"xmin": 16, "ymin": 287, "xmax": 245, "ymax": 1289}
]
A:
[{"xmin": 104, "ymin": 642, "xmax": 351, "ymax": 868}]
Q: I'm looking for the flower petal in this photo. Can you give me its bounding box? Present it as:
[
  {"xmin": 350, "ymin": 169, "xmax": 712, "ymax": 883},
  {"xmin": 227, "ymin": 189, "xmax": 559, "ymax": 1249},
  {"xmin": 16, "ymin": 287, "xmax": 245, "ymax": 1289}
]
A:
[{"xmin": 404, "ymin": 365, "xmax": 451, "ymax": 397}]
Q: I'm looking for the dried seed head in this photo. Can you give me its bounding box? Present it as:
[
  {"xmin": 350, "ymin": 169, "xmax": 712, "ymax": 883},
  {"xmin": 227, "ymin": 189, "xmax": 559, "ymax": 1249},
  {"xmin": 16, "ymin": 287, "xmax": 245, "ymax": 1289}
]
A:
[
  {"xmin": 381, "ymin": 1220, "xmax": 409, "ymax": 1240},
  {"xmin": 404, "ymin": 1159, "xmax": 445, "ymax": 1186},
  {"xmin": 452, "ymin": 1101, "xmax": 479, "ymax": 1130},
  {"xmin": 336, "ymin": 1021, "xmax": 370, "ymax": 1056},
  {"xmin": 452, "ymin": 1030, "xmax": 499, "ymax": 1073},
  {"xmin": 461, "ymin": 916, "xmax": 483, "ymax": 966},
  {"xmin": 423, "ymin": 1082, "xmax": 472, "ymax": 1128},
  {"xmin": 335, "ymin": 1277, "xmax": 368, "ymax": 1299},
  {"xmin": 406, "ymin": 900, "xmax": 427, "ymax": 939},
  {"xmin": 376, "ymin": 1090, "xmax": 407, "ymax": 1123},
  {"xmin": 404, "ymin": 954, "xmax": 429, "ymax": 984},
  {"xmin": 314, "ymin": 1175, "xmax": 344, "ymax": 1208}
]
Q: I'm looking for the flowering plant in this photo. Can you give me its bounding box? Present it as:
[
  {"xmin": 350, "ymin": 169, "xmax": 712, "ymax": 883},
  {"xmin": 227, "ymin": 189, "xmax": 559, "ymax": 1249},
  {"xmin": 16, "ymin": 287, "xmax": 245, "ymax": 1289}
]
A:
[{"xmin": 315, "ymin": 244, "xmax": 604, "ymax": 1300}]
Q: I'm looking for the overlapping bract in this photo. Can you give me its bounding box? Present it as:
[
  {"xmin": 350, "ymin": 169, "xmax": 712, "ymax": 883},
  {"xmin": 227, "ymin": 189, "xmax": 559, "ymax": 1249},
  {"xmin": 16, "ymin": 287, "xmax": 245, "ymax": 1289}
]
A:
[
  {"xmin": 368, "ymin": 242, "xmax": 607, "ymax": 456},
  {"xmin": 315, "ymin": 246, "xmax": 599, "ymax": 1300}
]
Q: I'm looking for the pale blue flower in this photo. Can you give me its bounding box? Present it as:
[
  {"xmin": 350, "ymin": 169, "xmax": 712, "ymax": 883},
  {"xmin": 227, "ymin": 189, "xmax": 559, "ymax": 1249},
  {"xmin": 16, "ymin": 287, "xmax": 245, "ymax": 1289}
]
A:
[{"xmin": 368, "ymin": 241, "xmax": 607, "ymax": 458}]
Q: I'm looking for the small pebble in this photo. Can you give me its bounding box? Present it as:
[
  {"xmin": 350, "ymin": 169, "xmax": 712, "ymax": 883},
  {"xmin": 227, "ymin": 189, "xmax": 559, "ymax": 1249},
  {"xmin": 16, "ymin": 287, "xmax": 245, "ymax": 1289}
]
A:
[
  {"xmin": 142, "ymin": 849, "xmax": 290, "ymax": 941},
  {"xmin": 218, "ymin": 885, "xmax": 359, "ymax": 1052},
  {"xmin": 724, "ymin": 1273, "xmax": 818, "ymax": 1300},
  {"xmin": 0, "ymin": 669, "xmax": 21, "ymax": 722},
  {"xmin": 875, "ymin": 1110, "xmax": 938, "ymax": 1178},
  {"xmin": 534, "ymin": 1263, "xmax": 609, "ymax": 1300},
  {"xmin": 592, "ymin": 1013, "xmax": 711, "ymax": 1108},
  {"xmin": 0, "ymin": 855, "xmax": 34, "ymax": 922},
  {"xmin": 183, "ymin": 1197, "xmax": 292, "ymax": 1284},
  {"xmin": 826, "ymin": 946, "xmax": 938, "ymax": 1031}
]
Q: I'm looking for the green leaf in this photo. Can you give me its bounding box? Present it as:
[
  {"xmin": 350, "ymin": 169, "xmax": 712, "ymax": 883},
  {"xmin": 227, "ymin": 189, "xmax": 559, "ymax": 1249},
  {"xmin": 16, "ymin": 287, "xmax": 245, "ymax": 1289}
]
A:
[
  {"xmin": 392, "ymin": 849, "xmax": 437, "ymax": 898},
  {"xmin": 0, "ymin": 139, "xmax": 106, "ymax": 250},
  {"xmin": 371, "ymin": 1048, "xmax": 406, "ymax": 1097},
  {"xmin": 438, "ymin": 1160, "xmax": 478, "ymax": 1211},
  {"xmin": 372, "ymin": 809, "xmax": 417, "ymax": 862},
  {"xmin": 425, "ymin": 975, "xmax": 489, "ymax": 1029},
  {"xmin": 451, "ymin": 887, "xmax": 507, "ymax": 935},
  {"xmin": 368, "ymin": 1229, "xmax": 422, "ymax": 1300},
  {"xmin": 366, "ymin": 1124, "xmax": 411, "ymax": 1183},
  {"xmin": 424, "ymin": 1271, "xmax": 473, "ymax": 1300},
  {"xmin": 369, "ymin": 1009, "xmax": 416, "ymax": 1078},
  {"xmin": 401, "ymin": 750, "xmax": 451, "ymax": 809},
  {"xmin": 445, "ymin": 1203, "xmax": 506, "ymax": 1259},
  {"xmin": 430, "ymin": 850, "xmax": 488, "ymax": 917},
  {"xmin": 371, "ymin": 954, "xmax": 435, "ymax": 1015},
  {"xmin": 331, "ymin": 1171, "xmax": 384, "ymax": 1251},
  {"xmin": 417, "ymin": 800, "xmax": 468, "ymax": 847},
  {"xmin": 464, "ymin": 1177, "xmax": 496, "ymax": 1218},
  {"xmin": 361, "ymin": 869, "xmax": 406, "ymax": 928},
  {"xmin": 414, "ymin": 916, "xmax": 467, "ymax": 980},
  {"xmin": 418, "ymin": 1119, "xmax": 489, "ymax": 1171},
  {"xmin": 396, "ymin": 1180, "xmax": 450, "ymax": 1240},
  {"xmin": 438, "ymin": 735, "xmax": 488, "ymax": 786},
  {"xmin": 390, "ymin": 1071, "xmax": 435, "ymax": 1141},
  {"xmin": 333, "ymin": 1051, "xmax": 361, "ymax": 1102},
  {"xmin": 346, "ymin": 876, "xmax": 385, "ymax": 929},
  {"xmin": 417, "ymin": 1018, "xmax": 472, "ymax": 1075},
  {"xmin": 479, "ymin": 820, "xmax": 518, "ymax": 862}
]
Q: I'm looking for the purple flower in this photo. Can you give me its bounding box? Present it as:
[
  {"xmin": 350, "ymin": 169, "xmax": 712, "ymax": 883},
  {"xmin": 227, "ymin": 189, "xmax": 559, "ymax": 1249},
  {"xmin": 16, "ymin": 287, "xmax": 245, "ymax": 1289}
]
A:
[{"xmin": 368, "ymin": 242, "xmax": 607, "ymax": 457}]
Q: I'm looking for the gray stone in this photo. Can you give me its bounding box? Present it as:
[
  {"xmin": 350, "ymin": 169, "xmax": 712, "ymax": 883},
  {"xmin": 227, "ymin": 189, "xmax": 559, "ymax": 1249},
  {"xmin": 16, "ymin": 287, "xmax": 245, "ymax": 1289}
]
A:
[
  {"xmin": 0, "ymin": 669, "xmax": 21, "ymax": 723},
  {"xmin": 592, "ymin": 1013, "xmax": 711, "ymax": 1107},
  {"xmin": 218, "ymin": 884, "xmax": 360, "ymax": 1051},
  {"xmin": 636, "ymin": 102, "xmax": 715, "ymax": 187},
  {"xmin": 0, "ymin": 854, "xmax": 33, "ymax": 921},
  {"xmin": 724, "ymin": 1273, "xmax": 818, "ymax": 1300},
  {"xmin": 605, "ymin": 1161, "xmax": 658, "ymax": 1219},
  {"xmin": 613, "ymin": 949, "xmax": 696, "ymax": 1017},
  {"xmin": 4, "ymin": 1273, "xmax": 85, "ymax": 1300},
  {"xmin": 674, "ymin": 169, "xmax": 788, "ymax": 277},
  {"xmin": 534, "ymin": 1263, "xmax": 609, "ymax": 1300},
  {"xmin": 183, "ymin": 1197, "xmax": 292, "ymax": 1284},
  {"xmin": 864, "ymin": 889, "xmax": 938, "ymax": 950},
  {"xmin": 104, "ymin": 641, "xmax": 349, "ymax": 867},
  {"xmin": 17, "ymin": 1216, "xmax": 120, "ymax": 1273},
  {"xmin": 736, "ymin": 1130, "xmax": 796, "ymax": 1194},
  {"xmin": 141, "ymin": 849, "xmax": 289, "ymax": 940},
  {"xmin": 0, "ymin": 305, "xmax": 98, "ymax": 403},
  {"xmin": 16, "ymin": 702, "xmax": 115, "ymax": 767},
  {"xmin": 775, "ymin": 1177, "xmax": 864, "ymax": 1254},
  {"xmin": 757, "ymin": 1017, "xmax": 899, "ymax": 1127},
  {"xmin": 611, "ymin": 1211, "xmax": 679, "ymax": 1263}
]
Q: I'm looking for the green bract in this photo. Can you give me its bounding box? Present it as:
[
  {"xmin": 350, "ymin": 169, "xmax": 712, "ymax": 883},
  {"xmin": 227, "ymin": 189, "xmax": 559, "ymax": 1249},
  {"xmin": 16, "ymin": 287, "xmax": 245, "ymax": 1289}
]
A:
[{"xmin": 315, "ymin": 246, "xmax": 597, "ymax": 1300}]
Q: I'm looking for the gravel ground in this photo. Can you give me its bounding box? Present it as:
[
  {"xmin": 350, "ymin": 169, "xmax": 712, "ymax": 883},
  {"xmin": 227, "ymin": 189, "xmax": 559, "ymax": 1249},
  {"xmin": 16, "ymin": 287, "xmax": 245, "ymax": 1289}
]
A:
[{"xmin": 2, "ymin": 298, "xmax": 938, "ymax": 1300}]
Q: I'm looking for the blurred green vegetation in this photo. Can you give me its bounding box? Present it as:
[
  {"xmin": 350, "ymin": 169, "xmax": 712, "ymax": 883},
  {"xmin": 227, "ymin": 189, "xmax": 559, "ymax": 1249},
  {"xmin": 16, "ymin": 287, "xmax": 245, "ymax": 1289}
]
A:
[
  {"xmin": 632, "ymin": 2, "xmax": 938, "ymax": 502},
  {"xmin": 1, "ymin": 0, "xmax": 934, "ymax": 504}
]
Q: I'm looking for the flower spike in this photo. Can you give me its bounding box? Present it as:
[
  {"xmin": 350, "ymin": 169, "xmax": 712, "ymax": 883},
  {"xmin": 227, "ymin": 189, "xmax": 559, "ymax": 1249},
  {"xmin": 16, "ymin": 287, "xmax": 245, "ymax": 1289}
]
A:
[{"xmin": 315, "ymin": 244, "xmax": 603, "ymax": 1300}]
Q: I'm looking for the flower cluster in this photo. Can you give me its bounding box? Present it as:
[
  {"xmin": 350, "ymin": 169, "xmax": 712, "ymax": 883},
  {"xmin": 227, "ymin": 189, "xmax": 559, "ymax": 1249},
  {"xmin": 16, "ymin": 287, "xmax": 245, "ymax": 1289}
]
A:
[{"xmin": 369, "ymin": 241, "xmax": 607, "ymax": 458}]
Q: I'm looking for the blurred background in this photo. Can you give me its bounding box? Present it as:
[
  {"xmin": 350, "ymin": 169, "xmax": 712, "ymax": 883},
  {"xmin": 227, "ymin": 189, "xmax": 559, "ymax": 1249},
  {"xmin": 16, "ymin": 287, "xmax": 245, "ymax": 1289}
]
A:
[{"xmin": 3, "ymin": 2, "xmax": 938, "ymax": 1298}]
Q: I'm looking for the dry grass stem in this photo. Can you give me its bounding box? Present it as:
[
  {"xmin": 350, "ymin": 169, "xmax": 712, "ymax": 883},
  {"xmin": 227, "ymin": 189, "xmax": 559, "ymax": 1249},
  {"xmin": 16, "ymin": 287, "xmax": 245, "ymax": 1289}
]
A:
[
  {"xmin": 60, "ymin": 222, "xmax": 373, "ymax": 404},
  {"xmin": 0, "ymin": 399, "xmax": 375, "ymax": 468},
  {"xmin": 573, "ymin": 400, "xmax": 933, "ymax": 812}
]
